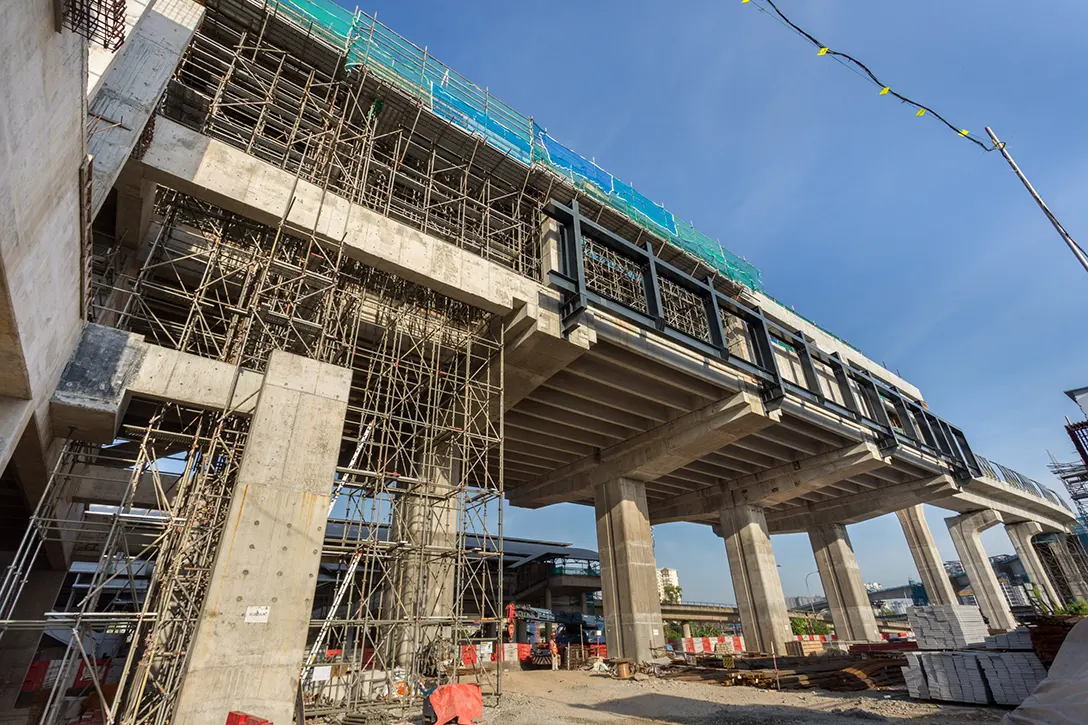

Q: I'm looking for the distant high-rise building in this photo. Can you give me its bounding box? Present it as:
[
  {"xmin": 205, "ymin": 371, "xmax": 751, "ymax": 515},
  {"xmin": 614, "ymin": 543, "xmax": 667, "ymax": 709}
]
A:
[{"xmin": 657, "ymin": 568, "xmax": 681, "ymax": 603}]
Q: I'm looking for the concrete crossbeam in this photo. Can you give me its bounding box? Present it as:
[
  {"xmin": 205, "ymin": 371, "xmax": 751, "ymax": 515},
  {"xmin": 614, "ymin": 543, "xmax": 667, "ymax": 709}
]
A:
[
  {"xmin": 510, "ymin": 392, "xmax": 775, "ymax": 508},
  {"xmin": 504, "ymin": 298, "xmax": 596, "ymax": 413},
  {"xmin": 51, "ymin": 324, "xmax": 263, "ymax": 443},
  {"xmin": 1006, "ymin": 522, "xmax": 1062, "ymax": 609},
  {"xmin": 809, "ymin": 524, "xmax": 880, "ymax": 642},
  {"xmin": 139, "ymin": 118, "xmax": 543, "ymax": 317},
  {"xmin": 651, "ymin": 441, "xmax": 889, "ymax": 524},
  {"xmin": 929, "ymin": 488, "xmax": 1072, "ymax": 536},
  {"xmin": 173, "ymin": 351, "xmax": 351, "ymax": 725},
  {"xmin": 595, "ymin": 478, "xmax": 665, "ymax": 662},
  {"xmin": 719, "ymin": 504, "xmax": 792, "ymax": 655},
  {"xmin": 946, "ymin": 510, "xmax": 1017, "ymax": 632},
  {"xmin": 896, "ymin": 505, "xmax": 959, "ymax": 606},
  {"xmin": 767, "ymin": 475, "xmax": 956, "ymax": 533}
]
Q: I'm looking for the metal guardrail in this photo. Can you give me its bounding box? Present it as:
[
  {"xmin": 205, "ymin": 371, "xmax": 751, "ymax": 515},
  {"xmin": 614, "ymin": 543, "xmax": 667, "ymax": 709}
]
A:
[
  {"xmin": 547, "ymin": 198, "xmax": 981, "ymax": 480},
  {"xmin": 975, "ymin": 455, "xmax": 1071, "ymax": 511}
]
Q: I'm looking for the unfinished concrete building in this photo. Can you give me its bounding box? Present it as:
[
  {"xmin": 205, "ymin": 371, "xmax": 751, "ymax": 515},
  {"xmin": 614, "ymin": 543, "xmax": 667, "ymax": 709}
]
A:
[{"xmin": 0, "ymin": 0, "xmax": 1084, "ymax": 723}]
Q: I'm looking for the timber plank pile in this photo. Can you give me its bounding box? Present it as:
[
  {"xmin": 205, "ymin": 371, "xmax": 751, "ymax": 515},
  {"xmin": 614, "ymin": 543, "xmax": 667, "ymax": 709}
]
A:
[{"xmin": 662, "ymin": 656, "xmax": 906, "ymax": 692}]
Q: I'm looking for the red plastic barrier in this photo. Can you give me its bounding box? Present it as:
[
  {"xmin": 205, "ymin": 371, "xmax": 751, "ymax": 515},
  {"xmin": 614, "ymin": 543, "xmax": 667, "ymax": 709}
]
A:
[
  {"xmin": 429, "ymin": 683, "xmax": 483, "ymax": 725},
  {"xmin": 225, "ymin": 713, "xmax": 271, "ymax": 725}
]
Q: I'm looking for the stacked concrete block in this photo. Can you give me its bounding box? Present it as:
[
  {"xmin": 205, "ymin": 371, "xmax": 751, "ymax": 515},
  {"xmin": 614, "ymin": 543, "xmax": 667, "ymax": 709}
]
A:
[
  {"xmin": 983, "ymin": 627, "xmax": 1033, "ymax": 651},
  {"xmin": 921, "ymin": 653, "xmax": 992, "ymax": 705},
  {"xmin": 901, "ymin": 650, "xmax": 1046, "ymax": 706},
  {"xmin": 903, "ymin": 652, "xmax": 930, "ymax": 700},
  {"xmin": 907, "ymin": 605, "xmax": 989, "ymax": 650},
  {"xmin": 976, "ymin": 652, "xmax": 1047, "ymax": 706}
]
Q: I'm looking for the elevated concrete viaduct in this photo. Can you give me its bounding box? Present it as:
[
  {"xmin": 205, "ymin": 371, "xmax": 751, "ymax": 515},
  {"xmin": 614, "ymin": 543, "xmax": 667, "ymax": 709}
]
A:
[{"xmin": 1, "ymin": 1, "xmax": 1085, "ymax": 722}]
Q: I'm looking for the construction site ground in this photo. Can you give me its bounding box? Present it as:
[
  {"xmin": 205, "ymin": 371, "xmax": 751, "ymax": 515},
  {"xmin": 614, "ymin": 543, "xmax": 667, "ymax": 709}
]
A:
[{"xmin": 481, "ymin": 668, "xmax": 1005, "ymax": 725}]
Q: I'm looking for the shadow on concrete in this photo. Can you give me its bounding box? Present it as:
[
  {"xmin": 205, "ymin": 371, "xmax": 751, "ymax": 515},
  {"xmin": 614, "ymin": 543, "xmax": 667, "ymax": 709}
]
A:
[{"xmin": 569, "ymin": 691, "xmax": 999, "ymax": 724}]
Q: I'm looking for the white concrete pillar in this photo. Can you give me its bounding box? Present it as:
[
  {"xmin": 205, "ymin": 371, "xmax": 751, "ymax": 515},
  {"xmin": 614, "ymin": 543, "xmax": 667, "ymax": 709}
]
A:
[
  {"xmin": 172, "ymin": 351, "xmax": 351, "ymax": 725},
  {"xmin": 681, "ymin": 622, "xmax": 692, "ymax": 639},
  {"xmin": 0, "ymin": 568, "xmax": 66, "ymax": 712},
  {"xmin": 808, "ymin": 524, "xmax": 880, "ymax": 642},
  {"xmin": 896, "ymin": 505, "xmax": 958, "ymax": 605},
  {"xmin": 1005, "ymin": 522, "xmax": 1062, "ymax": 609},
  {"xmin": 946, "ymin": 511, "xmax": 1017, "ymax": 632},
  {"xmin": 594, "ymin": 478, "xmax": 665, "ymax": 662},
  {"xmin": 719, "ymin": 504, "xmax": 792, "ymax": 655}
]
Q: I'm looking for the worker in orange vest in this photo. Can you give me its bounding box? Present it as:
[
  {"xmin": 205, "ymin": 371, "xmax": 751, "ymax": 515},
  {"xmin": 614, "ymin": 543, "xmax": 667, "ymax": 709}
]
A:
[{"xmin": 549, "ymin": 634, "xmax": 560, "ymax": 671}]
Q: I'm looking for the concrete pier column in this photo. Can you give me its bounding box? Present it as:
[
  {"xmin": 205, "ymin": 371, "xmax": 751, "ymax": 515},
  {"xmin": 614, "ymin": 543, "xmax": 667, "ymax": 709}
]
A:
[
  {"xmin": 594, "ymin": 478, "xmax": 665, "ymax": 662},
  {"xmin": 896, "ymin": 505, "xmax": 958, "ymax": 605},
  {"xmin": 808, "ymin": 524, "xmax": 880, "ymax": 642},
  {"xmin": 387, "ymin": 443, "xmax": 460, "ymax": 667},
  {"xmin": 0, "ymin": 568, "xmax": 65, "ymax": 713},
  {"xmin": 719, "ymin": 504, "xmax": 792, "ymax": 655},
  {"xmin": 681, "ymin": 622, "xmax": 692, "ymax": 639},
  {"xmin": 946, "ymin": 511, "xmax": 1017, "ymax": 632},
  {"xmin": 173, "ymin": 351, "xmax": 351, "ymax": 725},
  {"xmin": 1006, "ymin": 522, "xmax": 1062, "ymax": 608},
  {"xmin": 579, "ymin": 592, "xmax": 588, "ymax": 615}
]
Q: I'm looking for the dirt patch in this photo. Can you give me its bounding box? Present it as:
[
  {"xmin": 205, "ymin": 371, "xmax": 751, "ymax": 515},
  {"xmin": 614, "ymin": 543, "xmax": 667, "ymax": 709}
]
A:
[{"xmin": 478, "ymin": 668, "xmax": 1006, "ymax": 725}]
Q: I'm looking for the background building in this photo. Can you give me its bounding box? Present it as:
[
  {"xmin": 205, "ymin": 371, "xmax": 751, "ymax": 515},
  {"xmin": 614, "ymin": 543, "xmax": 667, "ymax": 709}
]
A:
[{"xmin": 657, "ymin": 568, "xmax": 681, "ymax": 603}]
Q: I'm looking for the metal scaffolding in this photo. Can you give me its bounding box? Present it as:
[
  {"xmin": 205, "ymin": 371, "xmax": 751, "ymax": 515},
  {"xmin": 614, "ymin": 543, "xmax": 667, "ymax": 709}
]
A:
[{"xmin": 2, "ymin": 3, "xmax": 506, "ymax": 718}]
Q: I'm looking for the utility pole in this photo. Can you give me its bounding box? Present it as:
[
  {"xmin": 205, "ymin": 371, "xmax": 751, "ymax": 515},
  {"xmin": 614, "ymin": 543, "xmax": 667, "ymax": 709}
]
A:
[{"xmin": 985, "ymin": 127, "xmax": 1088, "ymax": 275}]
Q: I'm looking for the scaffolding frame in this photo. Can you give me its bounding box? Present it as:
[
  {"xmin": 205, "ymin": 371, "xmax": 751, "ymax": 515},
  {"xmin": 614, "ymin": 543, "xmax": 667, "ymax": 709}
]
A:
[{"xmin": 162, "ymin": 12, "xmax": 541, "ymax": 283}]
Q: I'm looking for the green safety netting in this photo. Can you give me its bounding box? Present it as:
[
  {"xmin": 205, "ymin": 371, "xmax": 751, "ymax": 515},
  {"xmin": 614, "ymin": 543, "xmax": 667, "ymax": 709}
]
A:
[{"xmin": 264, "ymin": 0, "xmax": 765, "ymax": 293}]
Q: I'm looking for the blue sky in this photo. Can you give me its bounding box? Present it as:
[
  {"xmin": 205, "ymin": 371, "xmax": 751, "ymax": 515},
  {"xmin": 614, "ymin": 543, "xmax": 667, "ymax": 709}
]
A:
[{"xmin": 338, "ymin": 0, "xmax": 1088, "ymax": 602}]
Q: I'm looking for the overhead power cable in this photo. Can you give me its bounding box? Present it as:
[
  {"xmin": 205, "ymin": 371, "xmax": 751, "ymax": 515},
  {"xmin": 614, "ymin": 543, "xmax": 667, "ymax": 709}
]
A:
[
  {"xmin": 743, "ymin": 0, "xmax": 992, "ymax": 151},
  {"xmin": 742, "ymin": 0, "xmax": 1088, "ymax": 276}
]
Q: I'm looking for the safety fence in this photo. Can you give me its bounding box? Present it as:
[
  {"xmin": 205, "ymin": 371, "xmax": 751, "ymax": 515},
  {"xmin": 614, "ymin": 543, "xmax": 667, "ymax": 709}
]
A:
[{"xmin": 261, "ymin": 0, "xmax": 763, "ymax": 292}]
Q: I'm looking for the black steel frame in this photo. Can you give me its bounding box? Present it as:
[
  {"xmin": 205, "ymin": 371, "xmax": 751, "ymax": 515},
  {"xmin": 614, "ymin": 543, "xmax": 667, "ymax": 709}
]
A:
[{"xmin": 544, "ymin": 199, "xmax": 980, "ymax": 480}]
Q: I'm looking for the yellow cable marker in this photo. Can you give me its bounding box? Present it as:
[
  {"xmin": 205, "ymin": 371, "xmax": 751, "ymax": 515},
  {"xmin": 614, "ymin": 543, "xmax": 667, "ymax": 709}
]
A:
[
  {"xmin": 958, "ymin": 129, "xmax": 969, "ymax": 137},
  {"xmin": 916, "ymin": 108, "xmax": 926, "ymax": 117},
  {"xmin": 742, "ymin": 0, "xmax": 750, "ymax": 3},
  {"xmin": 879, "ymin": 87, "xmax": 890, "ymax": 95},
  {"xmin": 817, "ymin": 47, "xmax": 829, "ymax": 56}
]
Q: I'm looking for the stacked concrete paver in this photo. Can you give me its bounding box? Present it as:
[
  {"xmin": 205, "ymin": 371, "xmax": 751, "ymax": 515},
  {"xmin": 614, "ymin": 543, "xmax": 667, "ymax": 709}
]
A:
[
  {"xmin": 901, "ymin": 607, "xmax": 1046, "ymax": 706},
  {"xmin": 976, "ymin": 652, "xmax": 1048, "ymax": 706},
  {"xmin": 907, "ymin": 605, "xmax": 989, "ymax": 649},
  {"xmin": 983, "ymin": 627, "xmax": 1033, "ymax": 651}
]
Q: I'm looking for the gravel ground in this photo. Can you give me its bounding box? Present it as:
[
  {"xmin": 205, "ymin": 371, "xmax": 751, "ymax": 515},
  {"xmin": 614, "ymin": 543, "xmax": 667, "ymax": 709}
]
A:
[{"xmin": 475, "ymin": 668, "xmax": 1007, "ymax": 725}]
